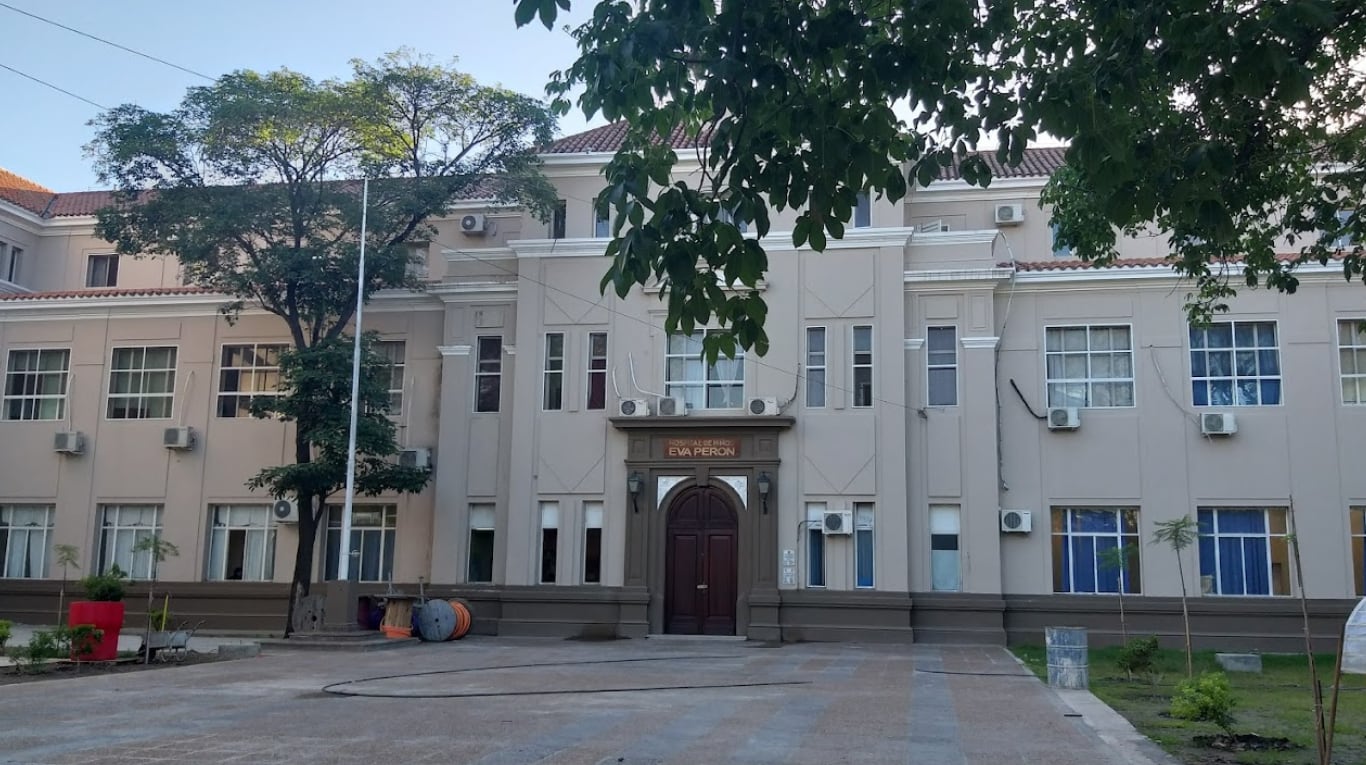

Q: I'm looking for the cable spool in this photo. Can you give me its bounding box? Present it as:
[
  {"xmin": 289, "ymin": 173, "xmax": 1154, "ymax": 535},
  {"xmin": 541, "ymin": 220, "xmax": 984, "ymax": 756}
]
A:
[
  {"xmin": 415, "ymin": 599, "xmax": 456, "ymax": 641},
  {"xmin": 447, "ymin": 598, "xmax": 473, "ymax": 640}
]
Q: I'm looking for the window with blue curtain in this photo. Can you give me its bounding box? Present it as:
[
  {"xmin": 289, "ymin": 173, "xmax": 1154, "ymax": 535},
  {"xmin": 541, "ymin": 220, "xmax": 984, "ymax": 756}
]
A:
[
  {"xmin": 854, "ymin": 503, "xmax": 874, "ymax": 588},
  {"xmin": 1197, "ymin": 507, "xmax": 1290, "ymax": 596},
  {"xmin": 1051, "ymin": 508, "xmax": 1140, "ymax": 593},
  {"xmin": 1189, "ymin": 322, "xmax": 1281, "ymax": 406},
  {"xmin": 806, "ymin": 504, "xmax": 826, "ymax": 587}
]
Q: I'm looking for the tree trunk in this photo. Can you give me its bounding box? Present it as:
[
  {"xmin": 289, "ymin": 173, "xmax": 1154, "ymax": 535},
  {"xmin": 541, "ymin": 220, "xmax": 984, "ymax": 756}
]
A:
[
  {"xmin": 1117, "ymin": 587, "xmax": 1128, "ymax": 646},
  {"xmin": 1176, "ymin": 557, "xmax": 1193, "ymax": 677},
  {"xmin": 282, "ymin": 431, "xmax": 318, "ymax": 638}
]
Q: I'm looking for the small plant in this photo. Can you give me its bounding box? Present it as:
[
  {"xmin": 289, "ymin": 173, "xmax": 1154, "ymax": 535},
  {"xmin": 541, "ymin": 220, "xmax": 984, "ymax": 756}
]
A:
[
  {"xmin": 54, "ymin": 544, "xmax": 81, "ymax": 624},
  {"xmin": 79, "ymin": 565, "xmax": 127, "ymax": 602},
  {"xmin": 1151, "ymin": 515, "xmax": 1198, "ymax": 677},
  {"xmin": 1170, "ymin": 672, "xmax": 1237, "ymax": 733},
  {"xmin": 1116, "ymin": 635, "xmax": 1161, "ymax": 680},
  {"xmin": 132, "ymin": 535, "xmax": 180, "ymax": 664},
  {"xmin": 0, "ymin": 619, "xmax": 11, "ymax": 651},
  {"xmin": 12, "ymin": 625, "xmax": 100, "ymax": 673},
  {"xmin": 148, "ymin": 604, "xmax": 172, "ymax": 631}
]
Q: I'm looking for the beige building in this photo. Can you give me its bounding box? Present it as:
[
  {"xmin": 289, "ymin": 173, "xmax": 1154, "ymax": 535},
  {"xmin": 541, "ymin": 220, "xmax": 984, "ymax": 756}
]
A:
[{"xmin": 0, "ymin": 129, "xmax": 1361, "ymax": 648}]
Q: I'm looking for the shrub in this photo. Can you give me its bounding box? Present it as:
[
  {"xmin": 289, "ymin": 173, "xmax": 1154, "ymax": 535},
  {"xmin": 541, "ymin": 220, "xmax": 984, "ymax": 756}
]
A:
[
  {"xmin": 0, "ymin": 619, "xmax": 11, "ymax": 651},
  {"xmin": 12, "ymin": 625, "xmax": 101, "ymax": 673},
  {"xmin": 80, "ymin": 565, "xmax": 127, "ymax": 602},
  {"xmin": 1116, "ymin": 635, "xmax": 1161, "ymax": 678},
  {"xmin": 1170, "ymin": 672, "xmax": 1237, "ymax": 732}
]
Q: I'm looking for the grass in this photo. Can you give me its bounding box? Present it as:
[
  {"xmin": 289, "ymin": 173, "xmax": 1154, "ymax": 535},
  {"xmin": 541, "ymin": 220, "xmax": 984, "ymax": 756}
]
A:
[{"xmin": 1012, "ymin": 644, "xmax": 1366, "ymax": 764}]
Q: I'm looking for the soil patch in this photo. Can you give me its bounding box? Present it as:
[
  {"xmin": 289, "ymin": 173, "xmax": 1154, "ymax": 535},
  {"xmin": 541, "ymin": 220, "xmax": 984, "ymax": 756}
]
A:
[
  {"xmin": 1192, "ymin": 733, "xmax": 1300, "ymax": 752},
  {"xmin": 0, "ymin": 650, "xmax": 223, "ymax": 686}
]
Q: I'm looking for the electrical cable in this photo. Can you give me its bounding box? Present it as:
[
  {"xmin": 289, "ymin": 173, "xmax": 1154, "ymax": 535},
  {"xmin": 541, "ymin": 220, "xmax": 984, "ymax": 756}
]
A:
[
  {"xmin": 0, "ymin": 2, "xmax": 214, "ymax": 81},
  {"xmin": 1008, "ymin": 378, "xmax": 1047, "ymax": 420},
  {"xmin": 0, "ymin": 61, "xmax": 106, "ymax": 109}
]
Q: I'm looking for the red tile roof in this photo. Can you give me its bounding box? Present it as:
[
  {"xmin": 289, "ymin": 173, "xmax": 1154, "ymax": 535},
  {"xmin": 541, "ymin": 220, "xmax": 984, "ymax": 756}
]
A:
[
  {"xmin": 936, "ymin": 146, "xmax": 1070, "ymax": 181},
  {"xmin": 1008, "ymin": 253, "xmax": 1341, "ymax": 272},
  {"xmin": 0, "ymin": 167, "xmax": 56, "ymax": 216},
  {"xmin": 0, "ymin": 286, "xmax": 216, "ymax": 302},
  {"xmin": 44, "ymin": 190, "xmax": 121, "ymax": 218}
]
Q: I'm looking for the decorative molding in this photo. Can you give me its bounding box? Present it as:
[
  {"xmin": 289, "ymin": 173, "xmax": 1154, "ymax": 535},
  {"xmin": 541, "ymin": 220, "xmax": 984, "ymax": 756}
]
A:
[
  {"xmin": 961, "ymin": 336, "xmax": 1001, "ymax": 350},
  {"xmin": 906, "ymin": 229, "xmax": 1002, "ymax": 247},
  {"xmin": 903, "ymin": 338, "xmax": 925, "ymax": 351},
  {"xmin": 438, "ymin": 345, "xmax": 472, "ymax": 357},
  {"xmin": 715, "ymin": 476, "xmax": 748, "ymax": 510},
  {"xmin": 904, "ymin": 267, "xmax": 1015, "ymax": 284},
  {"xmin": 427, "ymin": 281, "xmax": 519, "ymax": 301},
  {"xmin": 657, "ymin": 476, "xmax": 687, "ymax": 507},
  {"xmin": 507, "ymin": 239, "xmax": 613, "ymax": 259}
]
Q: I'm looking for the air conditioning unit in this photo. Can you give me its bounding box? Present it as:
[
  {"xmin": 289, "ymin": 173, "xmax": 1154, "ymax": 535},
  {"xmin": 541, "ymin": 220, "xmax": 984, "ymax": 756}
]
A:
[
  {"xmin": 399, "ymin": 448, "xmax": 431, "ymax": 469},
  {"xmin": 1047, "ymin": 406, "xmax": 1081, "ymax": 431},
  {"xmin": 271, "ymin": 498, "xmax": 299, "ymax": 524},
  {"xmin": 460, "ymin": 214, "xmax": 489, "ymax": 235},
  {"xmin": 994, "ymin": 203, "xmax": 1025, "ymax": 225},
  {"xmin": 747, "ymin": 396, "xmax": 779, "ymax": 416},
  {"xmin": 656, "ymin": 396, "xmax": 687, "ymax": 416},
  {"xmin": 1000, "ymin": 509, "xmax": 1033, "ymax": 533},
  {"xmin": 53, "ymin": 430, "xmax": 84, "ymax": 455},
  {"xmin": 822, "ymin": 510, "xmax": 855, "ymax": 536},
  {"xmin": 618, "ymin": 398, "xmax": 651, "ymax": 417},
  {"xmin": 1201, "ymin": 412, "xmax": 1238, "ymax": 436},
  {"xmin": 162, "ymin": 426, "xmax": 194, "ymax": 450}
]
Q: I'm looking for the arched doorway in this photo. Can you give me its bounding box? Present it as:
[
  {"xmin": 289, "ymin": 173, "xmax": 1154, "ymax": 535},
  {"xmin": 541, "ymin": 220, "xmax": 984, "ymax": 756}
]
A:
[{"xmin": 665, "ymin": 486, "xmax": 739, "ymax": 635}]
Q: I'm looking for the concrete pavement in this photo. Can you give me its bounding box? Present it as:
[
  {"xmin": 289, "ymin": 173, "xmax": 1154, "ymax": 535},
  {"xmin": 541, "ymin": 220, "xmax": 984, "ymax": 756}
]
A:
[{"xmin": 0, "ymin": 636, "xmax": 1176, "ymax": 765}]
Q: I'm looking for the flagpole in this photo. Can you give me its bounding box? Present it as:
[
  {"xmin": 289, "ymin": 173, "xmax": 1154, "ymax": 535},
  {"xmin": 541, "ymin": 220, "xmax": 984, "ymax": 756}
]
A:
[{"xmin": 338, "ymin": 178, "xmax": 368, "ymax": 582}]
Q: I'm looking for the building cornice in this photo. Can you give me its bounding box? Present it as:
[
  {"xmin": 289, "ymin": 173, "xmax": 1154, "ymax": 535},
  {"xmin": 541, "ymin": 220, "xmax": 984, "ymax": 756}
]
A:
[
  {"xmin": 961, "ymin": 336, "xmax": 1001, "ymax": 350},
  {"xmin": 0, "ymin": 287, "xmax": 440, "ymax": 316},
  {"xmin": 907, "ymin": 229, "xmax": 1001, "ymax": 247},
  {"xmin": 904, "ymin": 267, "xmax": 1015, "ymax": 285},
  {"xmin": 427, "ymin": 281, "xmax": 519, "ymax": 301}
]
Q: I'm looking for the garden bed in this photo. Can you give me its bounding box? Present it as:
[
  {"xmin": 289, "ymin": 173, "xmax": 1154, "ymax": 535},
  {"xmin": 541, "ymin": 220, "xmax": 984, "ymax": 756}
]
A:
[
  {"xmin": 1012, "ymin": 645, "xmax": 1365, "ymax": 765},
  {"xmin": 0, "ymin": 650, "xmax": 224, "ymax": 686}
]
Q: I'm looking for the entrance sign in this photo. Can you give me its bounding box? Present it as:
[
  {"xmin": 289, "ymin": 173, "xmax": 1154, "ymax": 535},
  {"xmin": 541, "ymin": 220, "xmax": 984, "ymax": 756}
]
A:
[{"xmin": 664, "ymin": 437, "xmax": 739, "ymax": 458}]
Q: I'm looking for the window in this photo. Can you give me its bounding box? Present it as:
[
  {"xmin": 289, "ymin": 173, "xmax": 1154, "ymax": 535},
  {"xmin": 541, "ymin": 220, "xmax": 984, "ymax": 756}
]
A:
[
  {"xmin": 1051, "ymin": 508, "xmax": 1141, "ymax": 594},
  {"xmin": 86, "ymin": 254, "xmax": 119, "ymax": 288},
  {"xmin": 587, "ymin": 332, "xmax": 608, "ymax": 410},
  {"xmin": 1334, "ymin": 210, "xmax": 1355, "ymax": 249},
  {"xmin": 1338, "ymin": 320, "xmax": 1366, "ymax": 404},
  {"xmin": 1197, "ymin": 507, "xmax": 1290, "ymax": 596},
  {"xmin": 468, "ymin": 504, "xmax": 495, "ymax": 582},
  {"xmin": 852, "ymin": 325, "xmax": 873, "ymax": 407},
  {"xmin": 107, "ymin": 346, "xmax": 177, "ymax": 419},
  {"xmin": 1045, "ymin": 326, "xmax": 1134, "ymax": 408},
  {"xmin": 665, "ymin": 330, "xmax": 744, "ymax": 410},
  {"xmin": 543, "ymin": 333, "xmax": 564, "ymax": 411},
  {"xmin": 593, "ymin": 198, "xmax": 611, "ymax": 238},
  {"xmin": 1, "ymin": 505, "xmax": 53, "ymax": 578},
  {"xmin": 475, "ymin": 336, "xmax": 502, "ymax": 413},
  {"xmin": 929, "ymin": 505, "xmax": 960, "ymax": 592},
  {"xmin": 97, "ymin": 505, "xmax": 162, "ymax": 579},
  {"xmin": 854, "ymin": 502, "xmax": 874, "ymax": 588},
  {"xmin": 1352, "ymin": 508, "xmax": 1364, "ymax": 597},
  {"xmin": 805, "ymin": 503, "xmax": 826, "ymax": 588},
  {"xmin": 583, "ymin": 501, "xmax": 603, "ymax": 584},
  {"xmin": 207, "ymin": 505, "xmax": 275, "ymax": 581},
  {"xmin": 854, "ymin": 192, "xmax": 871, "ymax": 229},
  {"xmin": 551, "ymin": 199, "xmax": 566, "ymax": 239},
  {"xmin": 217, "ymin": 344, "xmax": 285, "ymax": 418},
  {"xmin": 805, "ymin": 327, "xmax": 826, "ymax": 408},
  {"xmin": 717, "ymin": 204, "xmax": 748, "ymax": 233},
  {"xmin": 926, "ymin": 326, "xmax": 957, "ymax": 406},
  {"xmin": 1050, "ymin": 222, "xmax": 1071, "ymax": 257},
  {"xmin": 6, "ymin": 246, "xmax": 21, "ymax": 282},
  {"xmin": 4, "ymin": 349, "xmax": 70, "ymax": 421},
  {"xmin": 324, "ymin": 505, "xmax": 396, "ymax": 582},
  {"xmin": 1190, "ymin": 322, "xmax": 1281, "ymax": 406},
  {"xmin": 539, "ymin": 502, "xmax": 558, "ymax": 584},
  {"xmin": 375, "ymin": 341, "xmax": 405, "ymax": 414},
  {"xmin": 0, "ymin": 241, "xmax": 8, "ymax": 281}
]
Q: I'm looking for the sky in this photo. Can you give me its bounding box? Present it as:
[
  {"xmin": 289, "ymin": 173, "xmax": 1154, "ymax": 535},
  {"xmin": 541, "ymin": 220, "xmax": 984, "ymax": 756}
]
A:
[{"xmin": 0, "ymin": 0, "xmax": 606, "ymax": 191}]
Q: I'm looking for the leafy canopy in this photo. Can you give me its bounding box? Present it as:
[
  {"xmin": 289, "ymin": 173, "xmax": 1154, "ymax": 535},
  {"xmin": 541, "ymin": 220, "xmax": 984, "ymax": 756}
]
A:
[{"xmin": 517, "ymin": 0, "xmax": 1366, "ymax": 354}]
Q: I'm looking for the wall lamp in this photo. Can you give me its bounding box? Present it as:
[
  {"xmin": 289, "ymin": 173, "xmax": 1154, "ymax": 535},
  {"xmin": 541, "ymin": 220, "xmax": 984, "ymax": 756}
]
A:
[
  {"xmin": 757, "ymin": 471, "xmax": 771, "ymax": 514},
  {"xmin": 627, "ymin": 471, "xmax": 643, "ymax": 513}
]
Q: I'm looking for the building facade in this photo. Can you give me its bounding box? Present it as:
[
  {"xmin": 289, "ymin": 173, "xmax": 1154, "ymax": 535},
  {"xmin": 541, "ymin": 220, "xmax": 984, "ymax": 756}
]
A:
[{"xmin": 1, "ymin": 129, "xmax": 1362, "ymax": 647}]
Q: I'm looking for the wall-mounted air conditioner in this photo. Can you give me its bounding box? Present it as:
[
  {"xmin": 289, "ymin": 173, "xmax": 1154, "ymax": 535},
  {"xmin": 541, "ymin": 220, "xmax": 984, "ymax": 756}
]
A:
[
  {"xmin": 994, "ymin": 203, "xmax": 1025, "ymax": 225},
  {"xmin": 271, "ymin": 498, "xmax": 299, "ymax": 524},
  {"xmin": 400, "ymin": 448, "xmax": 432, "ymax": 469},
  {"xmin": 618, "ymin": 398, "xmax": 651, "ymax": 417},
  {"xmin": 656, "ymin": 396, "xmax": 687, "ymax": 416},
  {"xmin": 1000, "ymin": 509, "xmax": 1033, "ymax": 533},
  {"xmin": 1047, "ymin": 407, "xmax": 1081, "ymax": 431},
  {"xmin": 460, "ymin": 214, "xmax": 489, "ymax": 236},
  {"xmin": 163, "ymin": 426, "xmax": 194, "ymax": 450},
  {"xmin": 53, "ymin": 431, "xmax": 84, "ymax": 455},
  {"xmin": 822, "ymin": 510, "xmax": 855, "ymax": 536},
  {"xmin": 747, "ymin": 397, "xmax": 779, "ymax": 416},
  {"xmin": 1201, "ymin": 412, "xmax": 1238, "ymax": 436}
]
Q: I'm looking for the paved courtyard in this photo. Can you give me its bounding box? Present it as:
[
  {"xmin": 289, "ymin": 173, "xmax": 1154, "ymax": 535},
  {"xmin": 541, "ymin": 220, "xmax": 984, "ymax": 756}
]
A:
[{"xmin": 0, "ymin": 637, "xmax": 1173, "ymax": 765}]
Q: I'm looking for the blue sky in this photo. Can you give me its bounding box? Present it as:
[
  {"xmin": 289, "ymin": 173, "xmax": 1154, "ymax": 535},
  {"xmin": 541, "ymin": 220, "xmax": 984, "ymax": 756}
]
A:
[{"xmin": 0, "ymin": 1, "xmax": 605, "ymax": 191}]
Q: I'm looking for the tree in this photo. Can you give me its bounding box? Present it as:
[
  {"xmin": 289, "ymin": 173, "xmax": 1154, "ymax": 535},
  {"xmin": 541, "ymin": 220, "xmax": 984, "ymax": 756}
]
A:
[
  {"xmin": 53, "ymin": 544, "xmax": 80, "ymax": 626},
  {"xmin": 132, "ymin": 535, "xmax": 179, "ymax": 664},
  {"xmin": 516, "ymin": 0, "xmax": 1366, "ymax": 356},
  {"xmin": 88, "ymin": 50, "xmax": 557, "ymax": 634},
  {"xmin": 1096, "ymin": 543, "xmax": 1137, "ymax": 647},
  {"xmin": 1151, "ymin": 515, "xmax": 1199, "ymax": 677}
]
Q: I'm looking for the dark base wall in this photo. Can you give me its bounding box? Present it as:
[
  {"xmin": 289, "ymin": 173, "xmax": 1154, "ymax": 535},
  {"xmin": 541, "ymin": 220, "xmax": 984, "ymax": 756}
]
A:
[{"xmin": 2, "ymin": 582, "xmax": 1356, "ymax": 651}]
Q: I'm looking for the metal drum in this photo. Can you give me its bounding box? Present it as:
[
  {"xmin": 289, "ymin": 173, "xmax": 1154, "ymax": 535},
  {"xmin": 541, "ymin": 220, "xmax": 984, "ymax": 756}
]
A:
[
  {"xmin": 415, "ymin": 599, "xmax": 456, "ymax": 642},
  {"xmin": 1045, "ymin": 626, "xmax": 1089, "ymax": 689}
]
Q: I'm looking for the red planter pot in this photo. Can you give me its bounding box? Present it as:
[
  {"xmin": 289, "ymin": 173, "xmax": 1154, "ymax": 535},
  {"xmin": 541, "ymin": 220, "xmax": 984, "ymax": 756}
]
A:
[{"xmin": 67, "ymin": 601, "xmax": 125, "ymax": 661}]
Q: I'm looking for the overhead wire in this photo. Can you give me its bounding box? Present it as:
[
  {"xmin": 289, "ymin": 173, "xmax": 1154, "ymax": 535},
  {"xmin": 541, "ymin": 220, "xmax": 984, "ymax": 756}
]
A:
[{"xmin": 0, "ymin": 61, "xmax": 106, "ymax": 109}]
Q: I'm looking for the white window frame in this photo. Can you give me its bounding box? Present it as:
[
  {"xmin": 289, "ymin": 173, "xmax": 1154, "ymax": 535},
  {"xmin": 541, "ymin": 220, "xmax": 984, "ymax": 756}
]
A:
[
  {"xmin": 665, "ymin": 329, "xmax": 745, "ymax": 411},
  {"xmin": 929, "ymin": 505, "xmax": 961, "ymax": 592},
  {"xmin": 206, "ymin": 505, "xmax": 276, "ymax": 581},
  {"xmin": 474, "ymin": 336, "xmax": 502, "ymax": 413},
  {"xmin": 1338, "ymin": 319, "xmax": 1366, "ymax": 405},
  {"xmin": 217, "ymin": 343, "xmax": 287, "ymax": 418},
  {"xmin": 586, "ymin": 331, "xmax": 608, "ymax": 410},
  {"xmin": 805, "ymin": 502, "xmax": 827, "ymax": 588},
  {"xmin": 374, "ymin": 340, "xmax": 406, "ymax": 415},
  {"xmin": 805, "ymin": 327, "xmax": 827, "ymax": 408},
  {"xmin": 926, "ymin": 326, "xmax": 958, "ymax": 407},
  {"xmin": 852, "ymin": 325, "xmax": 874, "ymax": 408},
  {"xmin": 468, "ymin": 503, "xmax": 496, "ymax": 583},
  {"xmin": 543, "ymin": 332, "xmax": 565, "ymax": 411},
  {"xmin": 3, "ymin": 348, "xmax": 70, "ymax": 421},
  {"xmin": 583, "ymin": 500, "xmax": 603, "ymax": 584},
  {"xmin": 85, "ymin": 253, "xmax": 120, "ymax": 288},
  {"xmin": 538, "ymin": 501, "xmax": 559, "ymax": 584},
  {"xmin": 1189, "ymin": 321, "xmax": 1282, "ymax": 407},
  {"xmin": 107, "ymin": 346, "xmax": 178, "ymax": 420},
  {"xmin": 97, "ymin": 504, "xmax": 163, "ymax": 579},
  {"xmin": 1051, "ymin": 507, "xmax": 1141, "ymax": 595},
  {"xmin": 1044, "ymin": 325, "xmax": 1136, "ymax": 408},
  {"xmin": 854, "ymin": 502, "xmax": 875, "ymax": 589},
  {"xmin": 1198, "ymin": 506, "xmax": 1290, "ymax": 597},
  {"xmin": 324, "ymin": 504, "xmax": 397, "ymax": 582},
  {"xmin": 1, "ymin": 504, "xmax": 54, "ymax": 579}
]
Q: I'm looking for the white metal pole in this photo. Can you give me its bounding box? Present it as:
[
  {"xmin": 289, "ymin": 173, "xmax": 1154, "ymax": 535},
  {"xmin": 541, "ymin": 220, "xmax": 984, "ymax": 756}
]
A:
[{"xmin": 338, "ymin": 178, "xmax": 369, "ymax": 582}]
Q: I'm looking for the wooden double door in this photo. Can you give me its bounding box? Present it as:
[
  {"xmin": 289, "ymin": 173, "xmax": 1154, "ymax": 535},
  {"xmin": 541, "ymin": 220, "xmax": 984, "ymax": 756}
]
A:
[{"xmin": 665, "ymin": 487, "xmax": 738, "ymax": 635}]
